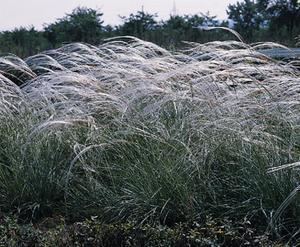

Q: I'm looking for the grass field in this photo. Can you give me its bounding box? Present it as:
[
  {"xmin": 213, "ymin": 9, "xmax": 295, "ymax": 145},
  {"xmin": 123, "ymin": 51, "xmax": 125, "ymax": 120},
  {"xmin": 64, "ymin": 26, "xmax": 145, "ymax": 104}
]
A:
[{"xmin": 0, "ymin": 37, "xmax": 299, "ymax": 244}]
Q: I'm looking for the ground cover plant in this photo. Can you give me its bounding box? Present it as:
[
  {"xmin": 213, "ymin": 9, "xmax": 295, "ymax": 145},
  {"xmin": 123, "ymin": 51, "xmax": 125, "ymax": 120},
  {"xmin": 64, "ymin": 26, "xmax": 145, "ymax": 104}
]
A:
[{"xmin": 0, "ymin": 36, "xmax": 299, "ymax": 245}]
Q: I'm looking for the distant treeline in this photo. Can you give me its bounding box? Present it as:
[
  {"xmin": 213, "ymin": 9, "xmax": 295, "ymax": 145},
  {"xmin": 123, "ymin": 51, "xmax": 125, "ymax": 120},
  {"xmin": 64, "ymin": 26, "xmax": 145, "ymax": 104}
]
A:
[{"xmin": 0, "ymin": 0, "xmax": 299, "ymax": 57}]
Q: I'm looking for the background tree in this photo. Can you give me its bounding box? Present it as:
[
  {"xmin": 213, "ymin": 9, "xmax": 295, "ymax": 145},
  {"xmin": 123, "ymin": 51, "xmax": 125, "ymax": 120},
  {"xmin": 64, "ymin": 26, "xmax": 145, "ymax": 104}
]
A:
[
  {"xmin": 117, "ymin": 11, "xmax": 158, "ymax": 40},
  {"xmin": 227, "ymin": 0, "xmax": 263, "ymax": 40},
  {"xmin": 228, "ymin": 0, "xmax": 300, "ymax": 44},
  {"xmin": 44, "ymin": 7, "xmax": 104, "ymax": 47},
  {"xmin": 1, "ymin": 3, "xmax": 300, "ymax": 58},
  {"xmin": 162, "ymin": 13, "xmax": 220, "ymax": 48},
  {"xmin": 266, "ymin": 0, "xmax": 300, "ymax": 38},
  {"xmin": 0, "ymin": 27, "xmax": 48, "ymax": 57}
]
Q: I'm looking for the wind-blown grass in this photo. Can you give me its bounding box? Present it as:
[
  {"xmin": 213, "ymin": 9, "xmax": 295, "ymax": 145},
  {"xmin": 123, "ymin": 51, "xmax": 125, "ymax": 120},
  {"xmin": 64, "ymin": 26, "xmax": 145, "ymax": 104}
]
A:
[{"xmin": 0, "ymin": 37, "xmax": 299, "ymax": 241}]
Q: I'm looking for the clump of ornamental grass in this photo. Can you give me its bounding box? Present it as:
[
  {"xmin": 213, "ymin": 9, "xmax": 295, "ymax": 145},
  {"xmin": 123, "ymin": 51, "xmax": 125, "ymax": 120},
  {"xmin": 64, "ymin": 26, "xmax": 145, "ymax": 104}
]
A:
[{"xmin": 0, "ymin": 36, "xmax": 299, "ymax": 241}]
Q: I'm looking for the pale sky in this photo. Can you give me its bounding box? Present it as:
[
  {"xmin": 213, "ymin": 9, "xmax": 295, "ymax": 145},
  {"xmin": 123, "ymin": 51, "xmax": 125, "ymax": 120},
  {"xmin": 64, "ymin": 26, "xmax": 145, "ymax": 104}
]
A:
[{"xmin": 0, "ymin": 0, "xmax": 238, "ymax": 31}]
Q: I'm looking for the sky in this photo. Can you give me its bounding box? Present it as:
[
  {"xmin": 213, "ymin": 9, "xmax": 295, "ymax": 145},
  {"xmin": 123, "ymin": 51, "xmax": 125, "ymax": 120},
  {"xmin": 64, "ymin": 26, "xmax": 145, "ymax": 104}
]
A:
[{"xmin": 0, "ymin": 0, "xmax": 239, "ymax": 31}]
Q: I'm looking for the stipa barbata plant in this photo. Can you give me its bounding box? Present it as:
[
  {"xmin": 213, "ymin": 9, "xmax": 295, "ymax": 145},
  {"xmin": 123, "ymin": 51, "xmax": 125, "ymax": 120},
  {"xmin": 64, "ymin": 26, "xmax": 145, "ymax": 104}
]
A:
[{"xmin": 0, "ymin": 37, "xmax": 299, "ymax": 239}]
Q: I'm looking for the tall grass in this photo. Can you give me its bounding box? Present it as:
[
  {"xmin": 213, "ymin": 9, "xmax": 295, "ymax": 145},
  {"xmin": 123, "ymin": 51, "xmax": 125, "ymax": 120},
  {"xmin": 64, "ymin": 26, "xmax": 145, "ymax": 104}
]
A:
[{"xmin": 0, "ymin": 37, "xmax": 299, "ymax": 240}]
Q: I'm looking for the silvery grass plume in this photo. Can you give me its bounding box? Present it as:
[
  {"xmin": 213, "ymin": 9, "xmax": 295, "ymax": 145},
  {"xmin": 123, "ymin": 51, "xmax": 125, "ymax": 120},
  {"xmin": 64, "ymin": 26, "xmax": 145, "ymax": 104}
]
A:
[{"xmin": 0, "ymin": 37, "xmax": 299, "ymax": 240}]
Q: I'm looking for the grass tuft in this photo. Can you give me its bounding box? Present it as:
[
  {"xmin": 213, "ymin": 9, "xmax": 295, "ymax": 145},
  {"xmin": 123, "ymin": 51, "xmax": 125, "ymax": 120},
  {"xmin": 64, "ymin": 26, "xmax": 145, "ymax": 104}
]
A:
[{"xmin": 0, "ymin": 37, "xmax": 299, "ymax": 241}]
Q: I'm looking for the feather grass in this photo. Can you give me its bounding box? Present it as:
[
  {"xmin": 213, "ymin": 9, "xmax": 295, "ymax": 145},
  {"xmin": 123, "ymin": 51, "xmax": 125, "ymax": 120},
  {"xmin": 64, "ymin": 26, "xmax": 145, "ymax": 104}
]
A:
[{"xmin": 0, "ymin": 37, "xmax": 299, "ymax": 240}]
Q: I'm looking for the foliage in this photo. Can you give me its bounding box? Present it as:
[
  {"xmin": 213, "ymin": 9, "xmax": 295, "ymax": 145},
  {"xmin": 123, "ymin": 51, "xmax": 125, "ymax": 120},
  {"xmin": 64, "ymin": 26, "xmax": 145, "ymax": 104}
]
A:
[
  {"xmin": 0, "ymin": 27, "xmax": 48, "ymax": 57},
  {"xmin": 43, "ymin": 7, "xmax": 104, "ymax": 47},
  {"xmin": 118, "ymin": 11, "xmax": 158, "ymax": 40},
  {"xmin": 266, "ymin": 0, "xmax": 300, "ymax": 31},
  {"xmin": 227, "ymin": 0, "xmax": 300, "ymax": 44},
  {"xmin": 0, "ymin": 214, "xmax": 281, "ymax": 246},
  {"xmin": 161, "ymin": 13, "xmax": 218, "ymax": 47},
  {"xmin": 227, "ymin": 0, "xmax": 264, "ymax": 40},
  {"xmin": 0, "ymin": 2, "xmax": 300, "ymax": 57}
]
